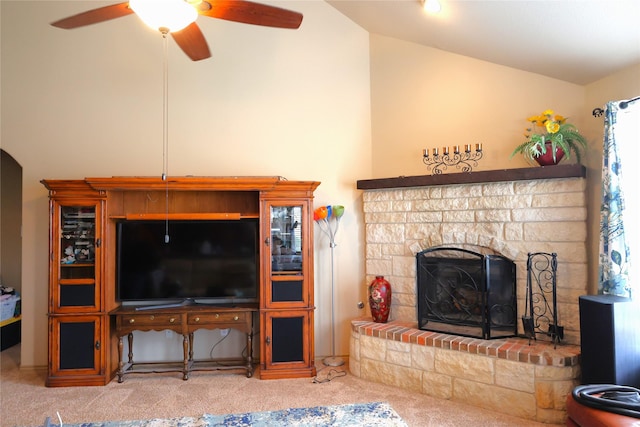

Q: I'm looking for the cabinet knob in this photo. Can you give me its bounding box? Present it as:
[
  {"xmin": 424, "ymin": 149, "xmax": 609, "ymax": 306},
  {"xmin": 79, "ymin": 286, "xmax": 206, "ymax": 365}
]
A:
[
  {"xmin": 150, "ymin": 315, "xmax": 155, "ymax": 320},
  {"xmin": 215, "ymin": 313, "xmax": 220, "ymax": 318},
  {"xmin": 169, "ymin": 318, "xmax": 175, "ymax": 323},
  {"xmin": 194, "ymin": 317, "xmax": 200, "ymax": 322},
  {"xmin": 129, "ymin": 319, "xmax": 135, "ymax": 324},
  {"xmin": 234, "ymin": 316, "xmax": 239, "ymax": 321}
]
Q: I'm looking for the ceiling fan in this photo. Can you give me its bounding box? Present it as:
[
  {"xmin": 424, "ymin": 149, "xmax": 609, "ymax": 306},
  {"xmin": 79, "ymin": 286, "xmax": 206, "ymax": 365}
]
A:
[{"xmin": 51, "ymin": 0, "xmax": 303, "ymax": 61}]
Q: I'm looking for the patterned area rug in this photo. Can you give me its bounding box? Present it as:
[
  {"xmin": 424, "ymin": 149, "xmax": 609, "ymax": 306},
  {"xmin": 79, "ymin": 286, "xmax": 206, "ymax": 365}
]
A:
[{"xmin": 37, "ymin": 402, "xmax": 407, "ymax": 427}]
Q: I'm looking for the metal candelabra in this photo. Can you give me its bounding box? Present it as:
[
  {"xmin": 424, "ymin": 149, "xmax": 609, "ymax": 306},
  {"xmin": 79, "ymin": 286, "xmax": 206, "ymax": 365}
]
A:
[{"xmin": 422, "ymin": 144, "xmax": 483, "ymax": 174}]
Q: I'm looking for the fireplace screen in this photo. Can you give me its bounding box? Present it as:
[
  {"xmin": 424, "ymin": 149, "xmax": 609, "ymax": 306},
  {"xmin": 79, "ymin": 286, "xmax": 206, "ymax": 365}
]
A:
[{"xmin": 416, "ymin": 247, "xmax": 517, "ymax": 339}]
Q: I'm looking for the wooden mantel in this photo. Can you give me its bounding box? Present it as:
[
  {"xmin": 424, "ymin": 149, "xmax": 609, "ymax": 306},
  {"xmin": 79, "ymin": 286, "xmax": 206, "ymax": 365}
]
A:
[{"xmin": 356, "ymin": 164, "xmax": 586, "ymax": 190}]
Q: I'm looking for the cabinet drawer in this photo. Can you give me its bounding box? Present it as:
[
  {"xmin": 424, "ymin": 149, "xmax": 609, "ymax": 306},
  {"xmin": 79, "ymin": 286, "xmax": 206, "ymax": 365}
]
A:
[
  {"xmin": 120, "ymin": 313, "xmax": 181, "ymax": 327},
  {"xmin": 188, "ymin": 312, "xmax": 248, "ymax": 325}
]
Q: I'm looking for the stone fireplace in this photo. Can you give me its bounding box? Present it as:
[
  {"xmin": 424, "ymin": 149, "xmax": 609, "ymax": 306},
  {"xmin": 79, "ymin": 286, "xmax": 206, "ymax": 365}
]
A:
[{"xmin": 350, "ymin": 165, "xmax": 587, "ymax": 424}]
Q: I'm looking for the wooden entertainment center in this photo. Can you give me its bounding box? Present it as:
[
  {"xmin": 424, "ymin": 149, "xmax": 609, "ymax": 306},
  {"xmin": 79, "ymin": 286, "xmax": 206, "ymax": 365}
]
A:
[{"xmin": 42, "ymin": 176, "xmax": 320, "ymax": 387}]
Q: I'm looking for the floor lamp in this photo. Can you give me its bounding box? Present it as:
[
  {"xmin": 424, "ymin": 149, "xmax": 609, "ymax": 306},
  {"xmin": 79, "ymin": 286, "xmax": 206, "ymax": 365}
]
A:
[{"xmin": 314, "ymin": 205, "xmax": 345, "ymax": 367}]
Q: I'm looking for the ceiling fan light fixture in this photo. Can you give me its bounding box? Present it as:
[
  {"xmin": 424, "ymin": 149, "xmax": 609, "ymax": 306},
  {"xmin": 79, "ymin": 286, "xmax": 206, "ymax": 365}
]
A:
[
  {"xmin": 130, "ymin": 0, "xmax": 198, "ymax": 33},
  {"xmin": 422, "ymin": 0, "xmax": 442, "ymax": 14}
]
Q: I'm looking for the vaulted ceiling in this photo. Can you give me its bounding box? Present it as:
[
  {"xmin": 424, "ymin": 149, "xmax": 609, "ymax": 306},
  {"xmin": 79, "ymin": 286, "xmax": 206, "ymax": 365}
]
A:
[{"xmin": 327, "ymin": 0, "xmax": 640, "ymax": 85}]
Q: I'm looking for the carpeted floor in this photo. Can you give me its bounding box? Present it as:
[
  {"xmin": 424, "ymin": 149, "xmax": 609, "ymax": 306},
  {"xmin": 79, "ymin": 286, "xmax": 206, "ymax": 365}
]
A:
[{"xmin": 1, "ymin": 345, "xmax": 551, "ymax": 427}]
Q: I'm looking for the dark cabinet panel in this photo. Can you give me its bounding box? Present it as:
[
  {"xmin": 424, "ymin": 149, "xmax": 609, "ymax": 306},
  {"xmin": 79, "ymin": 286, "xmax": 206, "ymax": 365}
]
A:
[
  {"xmin": 59, "ymin": 321, "xmax": 96, "ymax": 370},
  {"xmin": 271, "ymin": 316, "xmax": 304, "ymax": 362}
]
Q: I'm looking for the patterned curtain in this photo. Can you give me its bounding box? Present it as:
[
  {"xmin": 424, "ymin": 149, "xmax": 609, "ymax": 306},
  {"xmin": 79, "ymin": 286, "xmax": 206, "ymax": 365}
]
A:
[{"xmin": 598, "ymin": 101, "xmax": 633, "ymax": 298}]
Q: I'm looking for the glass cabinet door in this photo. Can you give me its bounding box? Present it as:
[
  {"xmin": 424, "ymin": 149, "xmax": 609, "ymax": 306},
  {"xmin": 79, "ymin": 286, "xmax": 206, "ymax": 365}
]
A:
[
  {"xmin": 268, "ymin": 204, "xmax": 307, "ymax": 306},
  {"xmin": 55, "ymin": 203, "xmax": 100, "ymax": 311}
]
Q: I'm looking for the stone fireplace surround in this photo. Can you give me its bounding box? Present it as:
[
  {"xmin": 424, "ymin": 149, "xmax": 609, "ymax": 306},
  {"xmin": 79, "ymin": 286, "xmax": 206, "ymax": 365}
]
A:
[{"xmin": 351, "ymin": 165, "xmax": 587, "ymax": 424}]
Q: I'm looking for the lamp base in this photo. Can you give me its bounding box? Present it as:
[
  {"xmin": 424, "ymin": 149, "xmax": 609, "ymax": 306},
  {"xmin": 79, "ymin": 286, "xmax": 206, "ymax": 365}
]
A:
[{"xmin": 323, "ymin": 356, "xmax": 345, "ymax": 367}]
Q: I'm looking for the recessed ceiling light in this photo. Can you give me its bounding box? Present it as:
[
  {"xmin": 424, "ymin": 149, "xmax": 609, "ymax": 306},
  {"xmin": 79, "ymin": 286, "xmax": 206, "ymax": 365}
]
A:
[{"xmin": 422, "ymin": 0, "xmax": 442, "ymax": 14}]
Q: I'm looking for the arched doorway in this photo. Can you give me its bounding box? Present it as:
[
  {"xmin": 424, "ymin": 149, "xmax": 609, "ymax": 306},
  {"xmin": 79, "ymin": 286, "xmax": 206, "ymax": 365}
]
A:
[{"xmin": 1, "ymin": 149, "xmax": 23, "ymax": 350}]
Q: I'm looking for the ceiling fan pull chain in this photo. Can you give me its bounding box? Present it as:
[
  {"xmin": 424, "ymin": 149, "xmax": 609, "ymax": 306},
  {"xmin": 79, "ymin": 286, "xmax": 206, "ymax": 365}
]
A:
[
  {"xmin": 162, "ymin": 32, "xmax": 170, "ymax": 244},
  {"xmin": 162, "ymin": 31, "xmax": 169, "ymax": 181}
]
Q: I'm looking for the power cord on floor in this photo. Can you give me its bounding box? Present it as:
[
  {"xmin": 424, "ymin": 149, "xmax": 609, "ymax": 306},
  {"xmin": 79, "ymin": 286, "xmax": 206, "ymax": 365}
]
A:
[
  {"xmin": 41, "ymin": 412, "xmax": 63, "ymax": 427},
  {"xmin": 312, "ymin": 367, "xmax": 346, "ymax": 384}
]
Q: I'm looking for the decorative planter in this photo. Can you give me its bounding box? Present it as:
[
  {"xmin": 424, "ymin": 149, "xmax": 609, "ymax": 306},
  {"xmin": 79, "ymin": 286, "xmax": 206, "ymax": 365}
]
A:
[
  {"xmin": 368, "ymin": 275, "xmax": 391, "ymax": 323},
  {"xmin": 535, "ymin": 142, "xmax": 565, "ymax": 166}
]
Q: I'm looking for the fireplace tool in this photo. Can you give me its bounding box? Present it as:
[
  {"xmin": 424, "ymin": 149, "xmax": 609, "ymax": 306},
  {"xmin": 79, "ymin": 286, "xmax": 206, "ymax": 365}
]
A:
[
  {"xmin": 523, "ymin": 252, "xmax": 563, "ymax": 347},
  {"xmin": 522, "ymin": 257, "xmax": 535, "ymax": 340}
]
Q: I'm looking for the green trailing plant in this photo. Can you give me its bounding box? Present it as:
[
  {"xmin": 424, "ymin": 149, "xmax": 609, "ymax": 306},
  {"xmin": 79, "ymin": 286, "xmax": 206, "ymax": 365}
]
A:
[{"xmin": 511, "ymin": 109, "xmax": 587, "ymax": 164}]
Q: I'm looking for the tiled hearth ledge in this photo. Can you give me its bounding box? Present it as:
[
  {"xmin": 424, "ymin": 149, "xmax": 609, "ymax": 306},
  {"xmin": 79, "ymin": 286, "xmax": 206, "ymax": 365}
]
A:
[{"xmin": 349, "ymin": 319, "xmax": 581, "ymax": 424}]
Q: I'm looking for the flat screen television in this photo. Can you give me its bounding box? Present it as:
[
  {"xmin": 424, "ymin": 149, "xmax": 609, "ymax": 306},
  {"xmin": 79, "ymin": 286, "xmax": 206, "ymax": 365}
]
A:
[{"xmin": 116, "ymin": 219, "xmax": 259, "ymax": 305}]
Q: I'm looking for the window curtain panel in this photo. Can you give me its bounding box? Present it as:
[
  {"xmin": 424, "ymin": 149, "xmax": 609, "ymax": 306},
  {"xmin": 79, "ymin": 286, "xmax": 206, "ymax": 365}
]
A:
[{"xmin": 598, "ymin": 101, "xmax": 631, "ymax": 298}]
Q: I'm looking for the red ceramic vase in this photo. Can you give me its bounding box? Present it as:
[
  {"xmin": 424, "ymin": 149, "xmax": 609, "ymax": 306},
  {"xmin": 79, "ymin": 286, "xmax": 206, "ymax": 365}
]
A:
[
  {"xmin": 535, "ymin": 142, "xmax": 565, "ymax": 166},
  {"xmin": 369, "ymin": 275, "xmax": 392, "ymax": 323}
]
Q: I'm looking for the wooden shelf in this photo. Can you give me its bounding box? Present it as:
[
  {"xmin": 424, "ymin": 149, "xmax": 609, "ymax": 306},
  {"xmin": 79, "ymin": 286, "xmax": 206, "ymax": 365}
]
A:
[
  {"xmin": 124, "ymin": 213, "xmax": 243, "ymax": 220},
  {"xmin": 0, "ymin": 315, "xmax": 21, "ymax": 328},
  {"xmin": 356, "ymin": 164, "xmax": 586, "ymax": 190}
]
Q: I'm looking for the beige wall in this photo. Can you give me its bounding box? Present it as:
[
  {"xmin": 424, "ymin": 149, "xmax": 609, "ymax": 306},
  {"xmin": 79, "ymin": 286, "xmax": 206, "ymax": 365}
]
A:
[
  {"xmin": 369, "ymin": 34, "xmax": 587, "ymax": 177},
  {"xmin": 1, "ymin": 0, "xmax": 371, "ymax": 367}
]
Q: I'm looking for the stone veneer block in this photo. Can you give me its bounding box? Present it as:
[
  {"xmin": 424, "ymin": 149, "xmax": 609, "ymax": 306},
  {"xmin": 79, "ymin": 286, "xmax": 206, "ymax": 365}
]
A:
[
  {"xmin": 411, "ymin": 345, "xmax": 436, "ymax": 371},
  {"xmin": 361, "ymin": 358, "xmax": 423, "ymax": 393},
  {"xmin": 386, "ymin": 340, "xmax": 412, "ymax": 367},
  {"xmin": 422, "ymin": 370, "xmax": 453, "ymax": 399},
  {"xmin": 454, "ymin": 378, "xmax": 537, "ymax": 420},
  {"xmin": 435, "ymin": 349, "xmax": 494, "ymax": 384},
  {"xmin": 495, "ymin": 359, "xmax": 535, "ymax": 392}
]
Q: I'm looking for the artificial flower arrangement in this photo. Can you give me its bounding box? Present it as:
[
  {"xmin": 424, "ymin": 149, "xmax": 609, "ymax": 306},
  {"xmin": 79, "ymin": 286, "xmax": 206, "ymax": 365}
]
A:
[
  {"xmin": 511, "ymin": 109, "xmax": 587, "ymax": 165},
  {"xmin": 313, "ymin": 205, "xmax": 344, "ymax": 246}
]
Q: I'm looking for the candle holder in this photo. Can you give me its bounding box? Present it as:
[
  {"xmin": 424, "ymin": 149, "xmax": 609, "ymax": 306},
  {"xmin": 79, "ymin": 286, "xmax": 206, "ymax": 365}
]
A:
[{"xmin": 422, "ymin": 144, "xmax": 483, "ymax": 174}]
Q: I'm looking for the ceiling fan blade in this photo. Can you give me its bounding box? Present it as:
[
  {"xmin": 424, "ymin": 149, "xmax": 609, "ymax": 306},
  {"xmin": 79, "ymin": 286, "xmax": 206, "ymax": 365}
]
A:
[
  {"xmin": 51, "ymin": 2, "xmax": 133, "ymax": 29},
  {"xmin": 198, "ymin": 0, "xmax": 303, "ymax": 29},
  {"xmin": 171, "ymin": 22, "xmax": 212, "ymax": 61}
]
